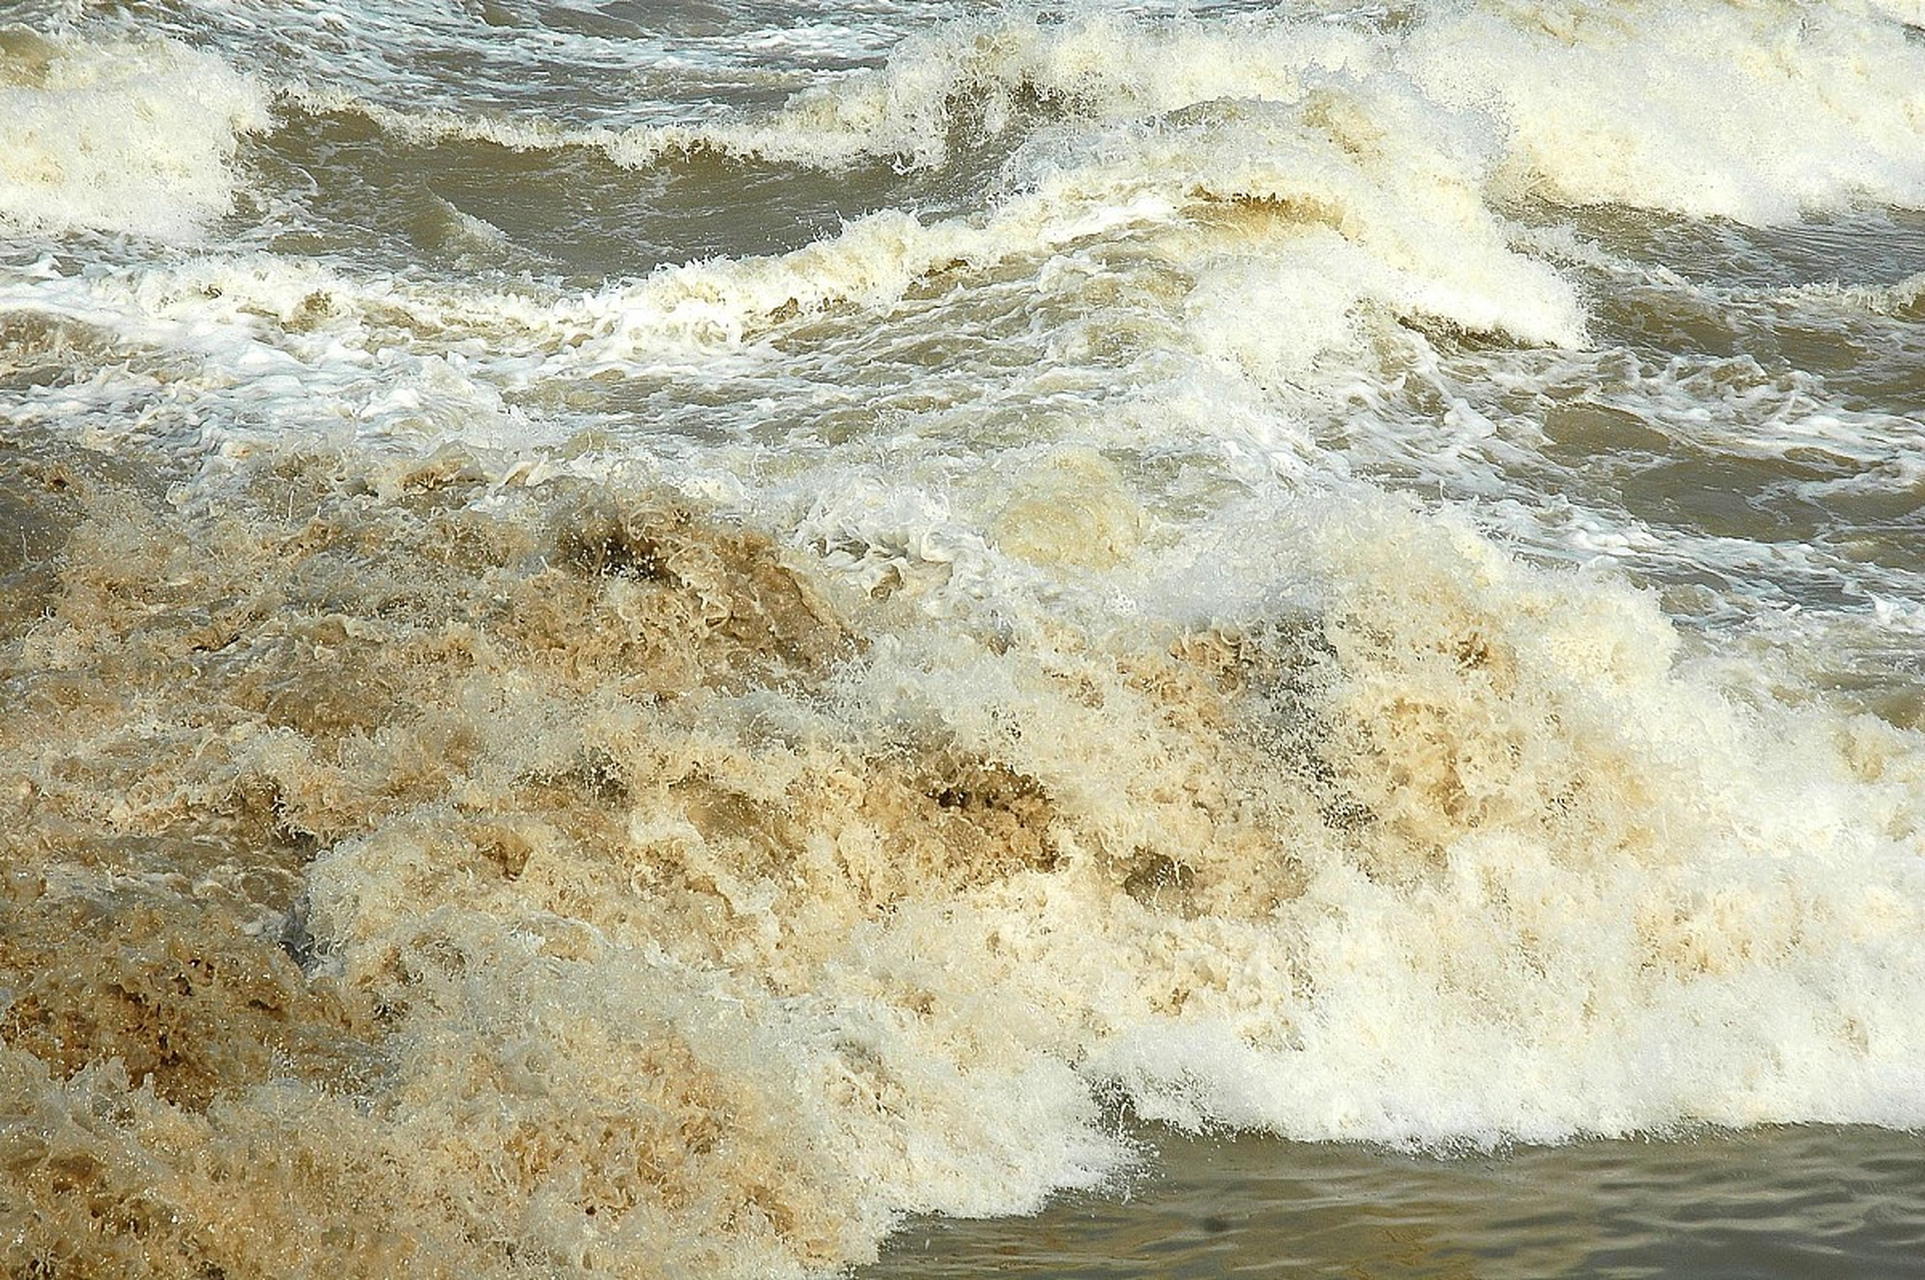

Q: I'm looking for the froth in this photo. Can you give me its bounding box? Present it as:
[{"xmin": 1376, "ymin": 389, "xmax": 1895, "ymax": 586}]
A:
[
  {"xmin": 1406, "ymin": 0, "xmax": 1925, "ymax": 222},
  {"xmin": 0, "ymin": 30, "xmax": 270, "ymax": 239},
  {"xmin": 742, "ymin": 2, "xmax": 1925, "ymax": 224},
  {"xmin": 5, "ymin": 445, "xmax": 1922, "ymax": 1276},
  {"xmin": 7, "ymin": 3, "xmax": 1925, "ymax": 1276}
]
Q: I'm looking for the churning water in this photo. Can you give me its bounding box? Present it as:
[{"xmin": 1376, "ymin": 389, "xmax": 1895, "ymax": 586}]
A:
[{"xmin": 3, "ymin": 1, "xmax": 1924, "ymax": 1276}]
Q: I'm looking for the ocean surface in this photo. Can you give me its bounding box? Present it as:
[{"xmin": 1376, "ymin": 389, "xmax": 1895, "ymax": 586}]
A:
[{"xmin": 3, "ymin": 0, "xmax": 1924, "ymax": 1276}]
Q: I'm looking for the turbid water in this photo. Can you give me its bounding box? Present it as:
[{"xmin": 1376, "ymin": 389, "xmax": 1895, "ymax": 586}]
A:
[
  {"xmin": 3, "ymin": 2, "xmax": 1924, "ymax": 1277},
  {"xmin": 870, "ymin": 1125, "xmax": 1925, "ymax": 1277},
  {"xmin": 870, "ymin": 1125, "xmax": 1925, "ymax": 1276}
]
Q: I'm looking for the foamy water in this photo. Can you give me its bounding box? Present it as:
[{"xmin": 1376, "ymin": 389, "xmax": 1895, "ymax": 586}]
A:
[{"xmin": 3, "ymin": 1, "xmax": 1923, "ymax": 1276}]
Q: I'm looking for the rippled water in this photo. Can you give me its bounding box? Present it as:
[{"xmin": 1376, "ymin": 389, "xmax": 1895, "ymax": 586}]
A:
[{"xmin": 871, "ymin": 1125, "xmax": 1925, "ymax": 1278}]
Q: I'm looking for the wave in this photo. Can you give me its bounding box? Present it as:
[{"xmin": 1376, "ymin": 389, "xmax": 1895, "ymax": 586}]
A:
[
  {"xmin": 0, "ymin": 28, "xmax": 270, "ymax": 239},
  {"xmin": 1405, "ymin": 0, "xmax": 1925, "ymax": 222},
  {"xmin": 21, "ymin": 70, "xmax": 1583, "ymax": 393},
  {"xmin": 3, "ymin": 440, "xmax": 1922, "ymax": 1276},
  {"xmin": 6, "ymin": 4, "xmax": 1925, "ymax": 1277},
  {"xmin": 687, "ymin": 0, "xmax": 1925, "ymax": 222},
  {"xmin": 287, "ymin": 0, "xmax": 1925, "ymax": 228},
  {"xmin": 13, "ymin": 0, "xmax": 1913, "ymax": 247}
]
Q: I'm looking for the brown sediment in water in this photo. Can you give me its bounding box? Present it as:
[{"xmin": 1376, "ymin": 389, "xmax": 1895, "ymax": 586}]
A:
[
  {"xmin": 0, "ymin": 442, "xmax": 1132, "ymax": 1278},
  {"xmin": 0, "ymin": 444, "xmax": 855, "ymax": 1277},
  {"xmin": 4, "ymin": 438, "xmax": 1916, "ymax": 1278}
]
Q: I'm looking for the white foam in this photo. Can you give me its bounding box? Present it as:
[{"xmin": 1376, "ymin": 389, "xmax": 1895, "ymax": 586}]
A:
[
  {"xmin": 0, "ymin": 29, "xmax": 270, "ymax": 239},
  {"xmin": 1405, "ymin": 0, "xmax": 1925, "ymax": 222},
  {"xmin": 827, "ymin": 494, "xmax": 1925, "ymax": 1145},
  {"xmin": 7, "ymin": 6, "xmax": 1925, "ymax": 1271},
  {"xmin": 0, "ymin": 255, "xmax": 540, "ymax": 458},
  {"xmin": 714, "ymin": 2, "xmax": 1925, "ymax": 226}
]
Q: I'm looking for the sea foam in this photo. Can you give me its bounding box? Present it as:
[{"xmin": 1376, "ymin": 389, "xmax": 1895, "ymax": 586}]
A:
[
  {"xmin": 5, "ymin": 2, "xmax": 1925, "ymax": 1278},
  {"xmin": 0, "ymin": 29, "xmax": 270, "ymax": 239}
]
